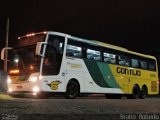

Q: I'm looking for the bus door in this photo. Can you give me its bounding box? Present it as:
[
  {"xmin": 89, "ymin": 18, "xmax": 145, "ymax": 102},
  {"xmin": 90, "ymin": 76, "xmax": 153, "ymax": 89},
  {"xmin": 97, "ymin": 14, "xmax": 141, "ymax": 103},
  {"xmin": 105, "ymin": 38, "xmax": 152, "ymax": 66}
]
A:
[{"xmin": 41, "ymin": 34, "xmax": 65, "ymax": 91}]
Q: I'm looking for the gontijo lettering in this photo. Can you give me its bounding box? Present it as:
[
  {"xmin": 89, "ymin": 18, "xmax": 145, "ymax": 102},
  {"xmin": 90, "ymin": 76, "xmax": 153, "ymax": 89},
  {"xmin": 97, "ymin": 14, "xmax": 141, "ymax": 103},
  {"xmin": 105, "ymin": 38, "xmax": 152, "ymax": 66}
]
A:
[{"xmin": 117, "ymin": 67, "xmax": 141, "ymax": 76}]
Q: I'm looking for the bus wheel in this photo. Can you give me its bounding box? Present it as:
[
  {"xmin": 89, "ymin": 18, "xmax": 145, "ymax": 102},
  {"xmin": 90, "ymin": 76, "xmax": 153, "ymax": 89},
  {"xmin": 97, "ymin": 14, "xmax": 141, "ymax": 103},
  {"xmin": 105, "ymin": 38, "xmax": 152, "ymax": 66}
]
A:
[
  {"xmin": 65, "ymin": 80, "xmax": 79, "ymax": 99},
  {"xmin": 127, "ymin": 85, "xmax": 140, "ymax": 99},
  {"xmin": 139, "ymin": 86, "xmax": 148, "ymax": 99},
  {"xmin": 105, "ymin": 94, "xmax": 122, "ymax": 99}
]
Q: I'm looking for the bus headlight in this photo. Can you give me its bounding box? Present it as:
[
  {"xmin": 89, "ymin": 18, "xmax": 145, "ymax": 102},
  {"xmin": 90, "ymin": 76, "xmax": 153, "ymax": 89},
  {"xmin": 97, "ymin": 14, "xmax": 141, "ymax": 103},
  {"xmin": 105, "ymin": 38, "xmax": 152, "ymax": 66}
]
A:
[
  {"xmin": 32, "ymin": 86, "xmax": 39, "ymax": 93},
  {"xmin": 29, "ymin": 77, "xmax": 37, "ymax": 82},
  {"xmin": 8, "ymin": 88, "xmax": 12, "ymax": 93},
  {"xmin": 7, "ymin": 77, "xmax": 11, "ymax": 84}
]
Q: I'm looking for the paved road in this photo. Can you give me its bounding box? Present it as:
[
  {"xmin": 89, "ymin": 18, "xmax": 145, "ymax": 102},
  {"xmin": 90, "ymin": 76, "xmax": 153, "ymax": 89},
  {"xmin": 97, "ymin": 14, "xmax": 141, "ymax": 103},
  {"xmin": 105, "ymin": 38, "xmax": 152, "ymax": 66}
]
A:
[{"xmin": 1, "ymin": 95, "xmax": 160, "ymax": 120}]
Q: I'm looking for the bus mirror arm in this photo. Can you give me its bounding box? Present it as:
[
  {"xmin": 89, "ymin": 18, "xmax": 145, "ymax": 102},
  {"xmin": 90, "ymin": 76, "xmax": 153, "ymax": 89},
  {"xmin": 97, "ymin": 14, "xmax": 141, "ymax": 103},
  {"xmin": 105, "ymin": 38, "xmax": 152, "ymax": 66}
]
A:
[
  {"xmin": 36, "ymin": 42, "xmax": 47, "ymax": 57},
  {"xmin": 1, "ymin": 47, "xmax": 13, "ymax": 60}
]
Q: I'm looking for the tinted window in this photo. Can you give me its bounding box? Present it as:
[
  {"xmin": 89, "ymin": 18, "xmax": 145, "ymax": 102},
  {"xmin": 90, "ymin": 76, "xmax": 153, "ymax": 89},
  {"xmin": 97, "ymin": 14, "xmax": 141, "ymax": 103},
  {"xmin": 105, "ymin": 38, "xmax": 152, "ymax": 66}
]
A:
[
  {"xmin": 43, "ymin": 45, "xmax": 58, "ymax": 75},
  {"xmin": 48, "ymin": 35, "xmax": 64, "ymax": 54},
  {"xmin": 118, "ymin": 55, "xmax": 130, "ymax": 66},
  {"xmin": 131, "ymin": 59, "xmax": 139, "ymax": 68},
  {"xmin": 103, "ymin": 52, "xmax": 116, "ymax": 64},
  {"xmin": 43, "ymin": 35, "xmax": 65, "ymax": 75},
  {"xmin": 149, "ymin": 61, "xmax": 156, "ymax": 71},
  {"xmin": 66, "ymin": 45, "xmax": 82, "ymax": 58},
  {"xmin": 87, "ymin": 49, "xmax": 101, "ymax": 61},
  {"xmin": 140, "ymin": 61, "xmax": 148, "ymax": 70}
]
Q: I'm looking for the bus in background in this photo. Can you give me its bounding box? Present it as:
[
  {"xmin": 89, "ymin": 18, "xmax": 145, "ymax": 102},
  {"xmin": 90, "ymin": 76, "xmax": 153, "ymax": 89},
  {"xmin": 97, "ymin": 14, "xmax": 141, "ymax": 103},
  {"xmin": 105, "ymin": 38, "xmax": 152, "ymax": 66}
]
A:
[{"xmin": 1, "ymin": 31, "xmax": 159, "ymax": 99}]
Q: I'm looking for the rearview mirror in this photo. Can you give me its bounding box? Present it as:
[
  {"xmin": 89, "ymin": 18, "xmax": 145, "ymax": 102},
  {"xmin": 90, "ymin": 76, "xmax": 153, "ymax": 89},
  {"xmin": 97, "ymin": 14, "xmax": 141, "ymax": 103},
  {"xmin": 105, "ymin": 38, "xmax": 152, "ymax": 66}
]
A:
[
  {"xmin": 36, "ymin": 42, "xmax": 47, "ymax": 57},
  {"xmin": 1, "ymin": 47, "xmax": 13, "ymax": 60}
]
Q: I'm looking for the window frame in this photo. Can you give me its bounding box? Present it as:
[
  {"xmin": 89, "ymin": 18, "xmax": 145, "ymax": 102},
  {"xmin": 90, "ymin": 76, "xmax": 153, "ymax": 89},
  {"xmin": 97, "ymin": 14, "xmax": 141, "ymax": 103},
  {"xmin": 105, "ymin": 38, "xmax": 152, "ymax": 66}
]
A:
[
  {"xmin": 65, "ymin": 38, "xmax": 157, "ymax": 72},
  {"xmin": 66, "ymin": 38, "xmax": 84, "ymax": 59}
]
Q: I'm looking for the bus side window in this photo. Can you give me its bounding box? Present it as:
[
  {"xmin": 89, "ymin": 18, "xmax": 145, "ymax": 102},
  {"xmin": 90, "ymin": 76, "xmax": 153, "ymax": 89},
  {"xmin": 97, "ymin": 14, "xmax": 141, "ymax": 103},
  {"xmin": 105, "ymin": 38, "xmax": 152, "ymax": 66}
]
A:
[
  {"xmin": 48, "ymin": 35, "xmax": 64, "ymax": 54},
  {"xmin": 140, "ymin": 60, "xmax": 148, "ymax": 70},
  {"xmin": 103, "ymin": 53, "xmax": 111, "ymax": 63},
  {"xmin": 87, "ymin": 49, "xmax": 101, "ymax": 61},
  {"xmin": 103, "ymin": 52, "xmax": 116, "ymax": 64},
  {"xmin": 131, "ymin": 59, "xmax": 139, "ymax": 68},
  {"xmin": 66, "ymin": 45, "xmax": 82, "ymax": 58},
  {"xmin": 149, "ymin": 61, "xmax": 156, "ymax": 71},
  {"xmin": 118, "ymin": 55, "xmax": 130, "ymax": 66}
]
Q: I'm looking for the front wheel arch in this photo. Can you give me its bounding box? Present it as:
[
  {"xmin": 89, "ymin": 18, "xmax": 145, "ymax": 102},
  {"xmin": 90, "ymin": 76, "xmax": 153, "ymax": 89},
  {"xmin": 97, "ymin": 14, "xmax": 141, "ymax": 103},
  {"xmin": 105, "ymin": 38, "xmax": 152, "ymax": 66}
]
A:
[{"xmin": 65, "ymin": 79, "xmax": 80, "ymax": 99}]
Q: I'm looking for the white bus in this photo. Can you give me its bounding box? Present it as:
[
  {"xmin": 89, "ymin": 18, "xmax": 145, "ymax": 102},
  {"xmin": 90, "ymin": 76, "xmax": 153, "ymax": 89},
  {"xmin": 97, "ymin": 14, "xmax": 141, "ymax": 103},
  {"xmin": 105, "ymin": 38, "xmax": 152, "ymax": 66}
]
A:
[{"xmin": 1, "ymin": 31, "xmax": 158, "ymax": 99}]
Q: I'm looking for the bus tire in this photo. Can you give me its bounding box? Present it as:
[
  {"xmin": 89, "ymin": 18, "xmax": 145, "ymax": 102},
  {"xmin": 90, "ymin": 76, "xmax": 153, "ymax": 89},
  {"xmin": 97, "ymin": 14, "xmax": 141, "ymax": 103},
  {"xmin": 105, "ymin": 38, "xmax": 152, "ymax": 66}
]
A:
[
  {"xmin": 105, "ymin": 94, "xmax": 122, "ymax": 99},
  {"xmin": 65, "ymin": 80, "xmax": 80, "ymax": 99},
  {"xmin": 139, "ymin": 86, "xmax": 148, "ymax": 99},
  {"xmin": 127, "ymin": 85, "xmax": 140, "ymax": 99}
]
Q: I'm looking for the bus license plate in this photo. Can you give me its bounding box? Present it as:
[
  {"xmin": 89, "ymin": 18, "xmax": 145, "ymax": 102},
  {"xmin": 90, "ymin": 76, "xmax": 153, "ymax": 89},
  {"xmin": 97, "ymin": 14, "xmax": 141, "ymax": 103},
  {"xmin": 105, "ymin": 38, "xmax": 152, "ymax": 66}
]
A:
[{"xmin": 17, "ymin": 86, "xmax": 22, "ymax": 89}]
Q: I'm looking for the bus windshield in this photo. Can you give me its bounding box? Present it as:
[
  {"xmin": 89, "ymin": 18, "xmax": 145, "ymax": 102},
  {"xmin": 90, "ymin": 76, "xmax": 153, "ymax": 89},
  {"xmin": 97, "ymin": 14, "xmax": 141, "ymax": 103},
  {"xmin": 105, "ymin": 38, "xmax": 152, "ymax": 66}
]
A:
[
  {"xmin": 9, "ymin": 45, "xmax": 41, "ymax": 81},
  {"xmin": 8, "ymin": 34, "xmax": 46, "ymax": 82}
]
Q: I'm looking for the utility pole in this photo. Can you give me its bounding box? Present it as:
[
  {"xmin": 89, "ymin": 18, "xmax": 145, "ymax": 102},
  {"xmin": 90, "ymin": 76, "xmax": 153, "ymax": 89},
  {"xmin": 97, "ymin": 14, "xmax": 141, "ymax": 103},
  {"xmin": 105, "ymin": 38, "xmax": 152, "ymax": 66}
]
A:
[{"xmin": 4, "ymin": 17, "xmax": 9, "ymax": 72}]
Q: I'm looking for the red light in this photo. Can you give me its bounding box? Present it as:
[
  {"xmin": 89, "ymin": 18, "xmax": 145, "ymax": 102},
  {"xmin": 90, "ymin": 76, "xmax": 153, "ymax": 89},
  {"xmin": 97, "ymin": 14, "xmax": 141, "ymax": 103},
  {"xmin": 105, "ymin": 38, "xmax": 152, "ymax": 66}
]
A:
[{"xmin": 9, "ymin": 69, "xmax": 20, "ymax": 75}]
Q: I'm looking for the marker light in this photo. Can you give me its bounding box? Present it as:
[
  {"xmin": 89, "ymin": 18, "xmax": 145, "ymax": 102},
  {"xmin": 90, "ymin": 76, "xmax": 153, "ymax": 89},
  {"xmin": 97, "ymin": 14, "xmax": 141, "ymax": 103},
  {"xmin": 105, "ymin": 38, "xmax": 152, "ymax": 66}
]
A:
[
  {"xmin": 18, "ymin": 31, "xmax": 47, "ymax": 39},
  {"xmin": 43, "ymin": 31, "xmax": 47, "ymax": 34}
]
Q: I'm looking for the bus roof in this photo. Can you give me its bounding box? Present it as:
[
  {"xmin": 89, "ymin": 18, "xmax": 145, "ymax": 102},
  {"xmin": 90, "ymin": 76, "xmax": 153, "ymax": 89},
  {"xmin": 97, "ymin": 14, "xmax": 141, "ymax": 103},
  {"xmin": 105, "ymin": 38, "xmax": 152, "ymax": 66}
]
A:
[
  {"xmin": 93, "ymin": 40, "xmax": 156, "ymax": 60},
  {"xmin": 47, "ymin": 31, "xmax": 156, "ymax": 60},
  {"xmin": 68, "ymin": 34, "xmax": 155, "ymax": 60},
  {"xmin": 18, "ymin": 31, "xmax": 156, "ymax": 60}
]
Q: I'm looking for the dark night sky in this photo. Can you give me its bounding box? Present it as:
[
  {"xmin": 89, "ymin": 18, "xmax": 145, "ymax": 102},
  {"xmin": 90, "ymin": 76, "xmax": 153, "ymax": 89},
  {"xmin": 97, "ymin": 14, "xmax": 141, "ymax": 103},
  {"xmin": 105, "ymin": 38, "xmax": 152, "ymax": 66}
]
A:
[{"xmin": 1, "ymin": 0, "xmax": 160, "ymax": 69}]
